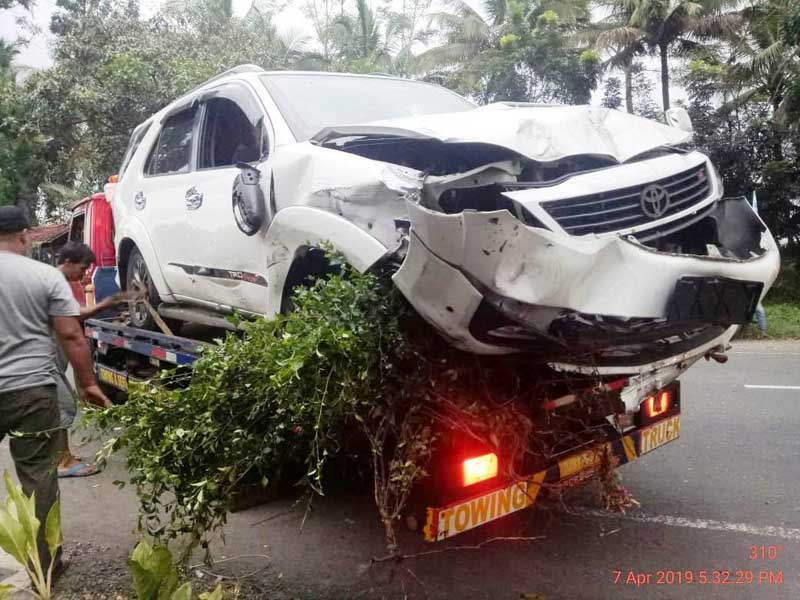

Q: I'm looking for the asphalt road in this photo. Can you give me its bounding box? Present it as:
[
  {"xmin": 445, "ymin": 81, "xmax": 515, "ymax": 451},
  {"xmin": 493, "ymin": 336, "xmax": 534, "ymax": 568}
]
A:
[{"xmin": 3, "ymin": 339, "xmax": 799, "ymax": 599}]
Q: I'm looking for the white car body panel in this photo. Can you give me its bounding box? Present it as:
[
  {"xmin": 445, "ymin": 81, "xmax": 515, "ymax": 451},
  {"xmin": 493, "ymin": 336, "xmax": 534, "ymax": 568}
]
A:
[
  {"xmin": 174, "ymin": 165, "xmax": 272, "ymax": 314},
  {"xmin": 137, "ymin": 170, "xmax": 200, "ymax": 299},
  {"xmin": 263, "ymin": 206, "xmax": 390, "ymax": 316},
  {"xmin": 269, "ymin": 142, "xmax": 421, "ymax": 251}
]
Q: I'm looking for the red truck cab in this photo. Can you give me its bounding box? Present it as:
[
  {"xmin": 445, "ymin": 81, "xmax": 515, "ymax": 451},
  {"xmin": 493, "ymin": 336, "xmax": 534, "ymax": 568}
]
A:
[{"xmin": 68, "ymin": 192, "xmax": 119, "ymax": 303}]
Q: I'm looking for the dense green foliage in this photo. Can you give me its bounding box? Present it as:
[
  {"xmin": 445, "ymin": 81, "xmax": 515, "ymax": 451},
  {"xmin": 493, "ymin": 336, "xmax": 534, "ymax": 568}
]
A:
[
  {"xmin": 685, "ymin": 55, "xmax": 800, "ymax": 247},
  {"xmin": 0, "ymin": 43, "xmax": 47, "ymax": 213},
  {"xmin": 90, "ymin": 258, "xmax": 619, "ymax": 554},
  {"xmin": 92, "ymin": 264, "xmax": 434, "ymax": 554}
]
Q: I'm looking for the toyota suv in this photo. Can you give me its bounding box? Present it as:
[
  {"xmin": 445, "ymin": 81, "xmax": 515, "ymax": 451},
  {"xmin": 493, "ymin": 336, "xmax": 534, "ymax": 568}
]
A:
[{"xmin": 110, "ymin": 65, "xmax": 779, "ymax": 377}]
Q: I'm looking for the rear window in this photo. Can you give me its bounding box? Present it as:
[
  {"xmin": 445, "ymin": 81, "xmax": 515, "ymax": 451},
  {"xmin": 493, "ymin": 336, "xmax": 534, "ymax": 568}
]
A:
[{"xmin": 146, "ymin": 107, "xmax": 197, "ymax": 175}]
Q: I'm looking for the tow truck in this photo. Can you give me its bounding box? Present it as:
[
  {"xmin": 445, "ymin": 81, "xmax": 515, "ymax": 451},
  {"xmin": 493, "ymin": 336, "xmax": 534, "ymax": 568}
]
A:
[{"xmin": 72, "ymin": 192, "xmax": 684, "ymax": 543}]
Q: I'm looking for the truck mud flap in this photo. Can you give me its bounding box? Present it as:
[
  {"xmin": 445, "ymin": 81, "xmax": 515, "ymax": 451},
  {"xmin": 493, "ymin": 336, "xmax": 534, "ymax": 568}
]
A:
[{"xmin": 424, "ymin": 413, "xmax": 680, "ymax": 542}]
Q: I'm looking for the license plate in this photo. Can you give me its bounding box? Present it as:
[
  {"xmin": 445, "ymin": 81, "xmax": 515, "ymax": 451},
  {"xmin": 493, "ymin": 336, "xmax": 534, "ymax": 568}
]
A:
[
  {"xmin": 669, "ymin": 277, "xmax": 762, "ymax": 325},
  {"xmin": 639, "ymin": 414, "xmax": 680, "ymax": 455},
  {"xmin": 97, "ymin": 365, "xmax": 129, "ymax": 391}
]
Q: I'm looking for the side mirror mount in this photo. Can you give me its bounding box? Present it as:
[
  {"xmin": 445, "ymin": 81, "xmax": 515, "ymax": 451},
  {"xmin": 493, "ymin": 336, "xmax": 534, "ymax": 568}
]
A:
[
  {"xmin": 664, "ymin": 107, "xmax": 694, "ymax": 134},
  {"xmin": 232, "ymin": 162, "xmax": 266, "ymax": 236}
]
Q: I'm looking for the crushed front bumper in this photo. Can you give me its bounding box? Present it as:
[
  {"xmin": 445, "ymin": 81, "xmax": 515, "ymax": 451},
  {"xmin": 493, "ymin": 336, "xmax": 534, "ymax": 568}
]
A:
[{"xmin": 392, "ymin": 197, "xmax": 780, "ymax": 362}]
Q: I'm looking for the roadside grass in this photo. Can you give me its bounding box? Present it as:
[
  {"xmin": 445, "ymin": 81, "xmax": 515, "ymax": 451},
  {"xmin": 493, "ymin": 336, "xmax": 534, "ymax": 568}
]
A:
[
  {"xmin": 737, "ymin": 259, "xmax": 800, "ymax": 340},
  {"xmin": 738, "ymin": 303, "xmax": 800, "ymax": 340}
]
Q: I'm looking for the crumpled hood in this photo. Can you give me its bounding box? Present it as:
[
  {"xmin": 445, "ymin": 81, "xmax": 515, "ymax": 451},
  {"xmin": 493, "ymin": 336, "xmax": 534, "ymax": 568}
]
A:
[{"xmin": 312, "ymin": 103, "xmax": 691, "ymax": 164}]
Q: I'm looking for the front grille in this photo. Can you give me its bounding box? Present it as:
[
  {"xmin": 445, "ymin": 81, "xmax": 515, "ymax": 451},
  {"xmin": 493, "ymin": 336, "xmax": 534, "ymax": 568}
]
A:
[{"xmin": 540, "ymin": 163, "xmax": 711, "ymax": 235}]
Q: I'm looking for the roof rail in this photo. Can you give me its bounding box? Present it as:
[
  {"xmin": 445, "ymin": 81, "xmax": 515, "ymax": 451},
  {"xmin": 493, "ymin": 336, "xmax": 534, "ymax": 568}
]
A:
[{"xmin": 181, "ymin": 64, "xmax": 266, "ymax": 100}]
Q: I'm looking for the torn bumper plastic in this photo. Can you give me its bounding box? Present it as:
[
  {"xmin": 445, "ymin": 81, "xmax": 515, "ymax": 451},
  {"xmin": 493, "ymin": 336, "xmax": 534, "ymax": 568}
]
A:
[{"xmin": 392, "ymin": 196, "xmax": 779, "ymax": 367}]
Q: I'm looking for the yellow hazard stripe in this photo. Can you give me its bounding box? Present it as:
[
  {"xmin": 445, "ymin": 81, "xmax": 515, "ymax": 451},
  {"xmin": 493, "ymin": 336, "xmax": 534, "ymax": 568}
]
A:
[{"xmin": 622, "ymin": 435, "xmax": 638, "ymax": 462}]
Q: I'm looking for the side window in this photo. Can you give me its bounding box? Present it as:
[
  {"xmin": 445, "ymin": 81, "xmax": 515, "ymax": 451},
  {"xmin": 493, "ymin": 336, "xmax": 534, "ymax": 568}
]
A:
[
  {"xmin": 69, "ymin": 213, "xmax": 85, "ymax": 244},
  {"xmin": 119, "ymin": 122, "xmax": 151, "ymax": 177},
  {"xmin": 199, "ymin": 85, "xmax": 268, "ymax": 169},
  {"xmin": 146, "ymin": 107, "xmax": 197, "ymax": 176}
]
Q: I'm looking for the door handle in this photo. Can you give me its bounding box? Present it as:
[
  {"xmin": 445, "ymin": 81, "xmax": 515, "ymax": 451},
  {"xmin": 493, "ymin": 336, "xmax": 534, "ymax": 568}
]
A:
[{"xmin": 185, "ymin": 187, "xmax": 203, "ymax": 210}]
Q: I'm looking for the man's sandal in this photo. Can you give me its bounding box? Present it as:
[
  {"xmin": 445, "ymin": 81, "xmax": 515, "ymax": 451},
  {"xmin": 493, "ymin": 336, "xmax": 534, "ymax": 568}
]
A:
[{"xmin": 58, "ymin": 463, "xmax": 100, "ymax": 478}]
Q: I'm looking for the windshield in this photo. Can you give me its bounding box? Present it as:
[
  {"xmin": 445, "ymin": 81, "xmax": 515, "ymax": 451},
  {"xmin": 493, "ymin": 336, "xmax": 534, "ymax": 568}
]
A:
[{"xmin": 260, "ymin": 73, "xmax": 475, "ymax": 141}]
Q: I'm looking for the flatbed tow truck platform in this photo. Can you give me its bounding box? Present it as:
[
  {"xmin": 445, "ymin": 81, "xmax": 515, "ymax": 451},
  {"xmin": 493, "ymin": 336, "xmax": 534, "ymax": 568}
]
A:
[{"xmin": 84, "ymin": 316, "xmax": 682, "ymax": 542}]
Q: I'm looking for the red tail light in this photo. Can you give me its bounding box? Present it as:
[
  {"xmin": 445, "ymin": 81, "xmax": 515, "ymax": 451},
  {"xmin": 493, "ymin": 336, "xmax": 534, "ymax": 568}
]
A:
[{"xmin": 462, "ymin": 453, "xmax": 498, "ymax": 487}]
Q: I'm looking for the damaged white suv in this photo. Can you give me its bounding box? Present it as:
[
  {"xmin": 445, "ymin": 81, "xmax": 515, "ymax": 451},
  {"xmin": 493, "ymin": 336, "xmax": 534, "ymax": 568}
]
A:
[{"xmin": 111, "ymin": 65, "xmax": 779, "ymax": 373}]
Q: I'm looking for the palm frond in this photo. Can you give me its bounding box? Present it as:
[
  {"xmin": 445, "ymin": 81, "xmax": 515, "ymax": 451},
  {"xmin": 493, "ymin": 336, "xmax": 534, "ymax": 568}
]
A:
[
  {"xmin": 751, "ymin": 40, "xmax": 787, "ymax": 75},
  {"xmin": 440, "ymin": 0, "xmax": 485, "ymax": 22},
  {"xmin": 482, "ymin": 0, "xmax": 507, "ymax": 26},
  {"xmin": 596, "ymin": 26, "xmax": 646, "ymax": 50},
  {"xmin": 426, "ymin": 11, "xmax": 490, "ymax": 41},
  {"xmin": 690, "ymin": 12, "xmax": 742, "ymax": 39},
  {"xmin": 415, "ymin": 42, "xmax": 479, "ymax": 72},
  {"xmin": 718, "ymin": 85, "xmax": 766, "ymax": 114},
  {"xmin": 601, "ymin": 41, "xmax": 645, "ymax": 69}
]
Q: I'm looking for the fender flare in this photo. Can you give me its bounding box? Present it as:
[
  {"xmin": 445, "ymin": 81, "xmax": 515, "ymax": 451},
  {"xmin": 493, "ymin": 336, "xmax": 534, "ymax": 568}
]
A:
[
  {"xmin": 264, "ymin": 206, "xmax": 390, "ymax": 316},
  {"xmin": 116, "ymin": 219, "xmax": 176, "ymax": 303}
]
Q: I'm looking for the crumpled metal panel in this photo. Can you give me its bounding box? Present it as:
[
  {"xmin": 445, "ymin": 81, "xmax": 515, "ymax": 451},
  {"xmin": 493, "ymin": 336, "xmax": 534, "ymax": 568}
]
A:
[
  {"xmin": 553, "ymin": 326, "xmax": 737, "ymax": 412},
  {"xmin": 391, "ymin": 232, "xmax": 506, "ymax": 354},
  {"xmin": 269, "ymin": 143, "xmax": 423, "ymax": 251},
  {"xmin": 312, "ymin": 104, "xmax": 692, "ymax": 164},
  {"xmin": 404, "ymin": 201, "xmax": 780, "ymax": 320}
]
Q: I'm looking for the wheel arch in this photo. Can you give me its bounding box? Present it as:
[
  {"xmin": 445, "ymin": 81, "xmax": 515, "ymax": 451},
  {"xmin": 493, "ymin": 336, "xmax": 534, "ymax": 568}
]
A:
[
  {"xmin": 115, "ymin": 224, "xmax": 174, "ymax": 302},
  {"xmin": 264, "ymin": 206, "xmax": 390, "ymax": 316}
]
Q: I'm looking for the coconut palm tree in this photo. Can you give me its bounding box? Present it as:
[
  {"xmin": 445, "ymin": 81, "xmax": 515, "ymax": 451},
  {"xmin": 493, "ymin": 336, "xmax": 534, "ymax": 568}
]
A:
[
  {"xmin": 329, "ymin": 0, "xmax": 393, "ymax": 70},
  {"xmin": 417, "ymin": 0, "xmax": 590, "ymax": 94},
  {"xmin": 414, "ymin": 0, "xmax": 494, "ymax": 84},
  {"xmin": 724, "ymin": 0, "xmax": 800, "ymax": 124},
  {"xmin": 591, "ymin": 0, "xmax": 644, "ymax": 113},
  {"xmin": 597, "ymin": 0, "xmax": 739, "ymax": 111},
  {"xmin": 304, "ymin": 0, "xmax": 426, "ymax": 74}
]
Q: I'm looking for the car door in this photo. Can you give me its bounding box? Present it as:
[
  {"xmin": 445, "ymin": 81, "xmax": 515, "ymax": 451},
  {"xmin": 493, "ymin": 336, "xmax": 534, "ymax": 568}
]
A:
[
  {"xmin": 134, "ymin": 104, "xmax": 201, "ymax": 299},
  {"xmin": 179, "ymin": 82, "xmax": 273, "ymax": 314}
]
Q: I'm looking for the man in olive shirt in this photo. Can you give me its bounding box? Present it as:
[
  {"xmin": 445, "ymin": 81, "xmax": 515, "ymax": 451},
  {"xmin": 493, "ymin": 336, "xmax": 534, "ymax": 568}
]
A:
[{"xmin": 0, "ymin": 206, "xmax": 111, "ymax": 573}]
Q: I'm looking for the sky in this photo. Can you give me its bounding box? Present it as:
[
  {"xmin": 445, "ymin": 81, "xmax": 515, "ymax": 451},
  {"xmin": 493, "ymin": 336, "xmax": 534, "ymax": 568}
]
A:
[
  {"xmin": 0, "ymin": 0, "xmax": 684, "ymax": 105},
  {"xmin": 0, "ymin": 0, "xmax": 56, "ymax": 73}
]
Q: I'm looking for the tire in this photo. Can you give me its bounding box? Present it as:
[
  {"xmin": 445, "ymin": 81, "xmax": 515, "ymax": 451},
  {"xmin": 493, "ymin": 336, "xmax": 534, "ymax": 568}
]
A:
[
  {"xmin": 279, "ymin": 247, "xmax": 340, "ymax": 314},
  {"xmin": 126, "ymin": 247, "xmax": 159, "ymax": 330}
]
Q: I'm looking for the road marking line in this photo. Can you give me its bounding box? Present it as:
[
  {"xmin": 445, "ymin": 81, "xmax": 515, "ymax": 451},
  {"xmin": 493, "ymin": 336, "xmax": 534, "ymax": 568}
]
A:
[
  {"xmin": 744, "ymin": 385, "xmax": 800, "ymax": 390},
  {"xmin": 731, "ymin": 352, "xmax": 800, "ymax": 356},
  {"xmin": 579, "ymin": 510, "xmax": 800, "ymax": 542}
]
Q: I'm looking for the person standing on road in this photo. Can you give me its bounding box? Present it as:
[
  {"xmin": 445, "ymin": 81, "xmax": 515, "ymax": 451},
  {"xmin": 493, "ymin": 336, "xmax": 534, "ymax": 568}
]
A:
[
  {"xmin": 54, "ymin": 241, "xmax": 130, "ymax": 477},
  {"xmin": 0, "ymin": 206, "xmax": 111, "ymax": 574}
]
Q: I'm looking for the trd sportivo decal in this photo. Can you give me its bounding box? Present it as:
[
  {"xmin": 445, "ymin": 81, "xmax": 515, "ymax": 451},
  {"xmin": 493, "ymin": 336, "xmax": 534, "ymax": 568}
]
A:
[{"xmin": 168, "ymin": 263, "xmax": 268, "ymax": 287}]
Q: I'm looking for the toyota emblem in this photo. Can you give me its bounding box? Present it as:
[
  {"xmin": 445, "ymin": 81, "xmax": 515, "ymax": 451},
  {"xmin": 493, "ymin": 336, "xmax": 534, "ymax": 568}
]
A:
[{"xmin": 640, "ymin": 184, "xmax": 670, "ymax": 218}]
